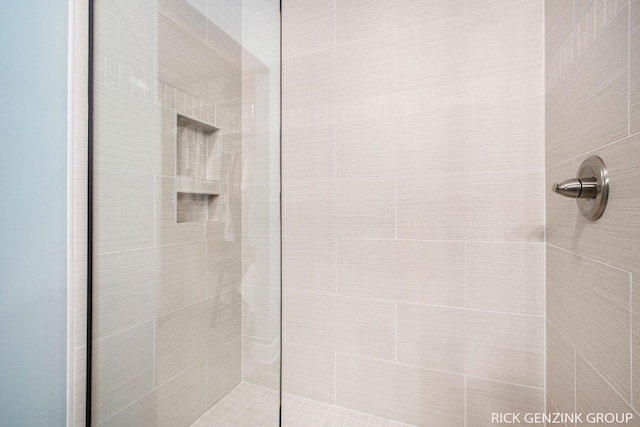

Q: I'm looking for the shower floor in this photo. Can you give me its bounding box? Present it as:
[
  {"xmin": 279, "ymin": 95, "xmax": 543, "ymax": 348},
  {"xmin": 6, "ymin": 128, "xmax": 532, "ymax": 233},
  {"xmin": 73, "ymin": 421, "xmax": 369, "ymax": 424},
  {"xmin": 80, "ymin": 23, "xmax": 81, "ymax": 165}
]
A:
[{"xmin": 191, "ymin": 382, "xmax": 415, "ymax": 427}]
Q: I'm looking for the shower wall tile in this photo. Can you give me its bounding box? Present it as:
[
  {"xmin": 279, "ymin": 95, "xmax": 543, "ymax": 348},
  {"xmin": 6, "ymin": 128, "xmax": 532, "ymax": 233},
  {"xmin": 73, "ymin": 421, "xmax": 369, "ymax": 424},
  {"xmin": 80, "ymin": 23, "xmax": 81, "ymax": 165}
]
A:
[
  {"xmin": 466, "ymin": 242, "xmax": 545, "ymax": 316},
  {"xmin": 546, "ymin": 245, "xmax": 631, "ymax": 401},
  {"xmin": 395, "ymin": 0, "xmax": 464, "ymax": 32},
  {"xmin": 544, "ymin": 0, "xmax": 573, "ymax": 78},
  {"xmin": 546, "ymin": 322, "xmax": 576, "ymax": 417},
  {"xmin": 154, "ymin": 290, "xmax": 241, "ymax": 385},
  {"xmin": 98, "ymin": 360, "xmax": 206, "ymax": 427},
  {"xmin": 464, "ymin": 0, "xmax": 525, "ymax": 14},
  {"xmin": 282, "ymin": 0, "xmax": 335, "ymax": 58},
  {"xmin": 282, "ymin": 124, "xmax": 336, "ymax": 182},
  {"xmin": 206, "ymin": 337, "xmax": 242, "ymax": 407},
  {"xmin": 396, "ymin": 0, "xmax": 542, "ymax": 92},
  {"xmin": 286, "ymin": 291, "xmax": 395, "ymax": 360},
  {"xmin": 285, "ymin": 178, "xmax": 396, "ymax": 239},
  {"xmin": 336, "ymin": 239, "xmax": 465, "ymax": 307},
  {"xmin": 397, "ymin": 170, "xmax": 544, "ymax": 242},
  {"xmin": 156, "ymin": 0, "xmax": 207, "ymax": 42},
  {"xmin": 283, "ymin": 237, "xmax": 336, "ymax": 295},
  {"xmin": 207, "ymin": 237, "xmax": 241, "ymax": 296},
  {"xmin": 242, "ymin": 286, "xmax": 281, "ymax": 341},
  {"xmin": 242, "ymin": 336, "xmax": 281, "ymax": 391},
  {"xmin": 397, "ymin": 304, "xmax": 545, "ymax": 387},
  {"xmin": 206, "ymin": 0, "xmax": 242, "ymax": 57},
  {"xmin": 633, "ymin": 276, "xmax": 640, "ymax": 409},
  {"xmin": 95, "ymin": 84, "xmax": 174, "ymax": 176},
  {"xmin": 155, "ymin": 176, "xmax": 206, "ymax": 246},
  {"xmin": 242, "ymin": 235, "xmax": 281, "ymax": 290},
  {"xmin": 95, "ymin": 0, "xmax": 156, "ymax": 78},
  {"xmin": 284, "ymin": 33, "xmax": 395, "ymax": 111},
  {"xmin": 335, "ymin": 0, "xmax": 398, "ymax": 45},
  {"xmin": 242, "ymin": 183, "xmax": 280, "ymax": 237},
  {"xmin": 94, "ymin": 169, "xmax": 155, "ymax": 254},
  {"xmin": 575, "ymin": 354, "xmax": 637, "ymax": 421},
  {"xmin": 465, "ymin": 377, "xmax": 544, "ymax": 427},
  {"xmin": 546, "ymin": 7, "xmax": 628, "ymax": 165},
  {"xmin": 631, "ymin": 1, "xmax": 640, "ymax": 134},
  {"xmin": 335, "ymin": 108, "xmax": 465, "ymax": 179},
  {"xmin": 282, "ymin": 343, "xmax": 336, "ymax": 404},
  {"xmin": 336, "ymin": 354, "xmax": 465, "ymax": 426},
  {"xmin": 574, "ymin": 134, "xmax": 640, "ymax": 273},
  {"xmin": 545, "ymin": 160, "xmax": 575, "ymax": 251},
  {"xmin": 92, "ymin": 322, "xmax": 154, "ymax": 424},
  {"xmin": 93, "ymin": 242, "xmax": 206, "ymax": 338},
  {"xmin": 464, "ymin": 97, "xmax": 544, "ymax": 173},
  {"xmin": 75, "ymin": 257, "xmax": 87, "ymax": 348}
]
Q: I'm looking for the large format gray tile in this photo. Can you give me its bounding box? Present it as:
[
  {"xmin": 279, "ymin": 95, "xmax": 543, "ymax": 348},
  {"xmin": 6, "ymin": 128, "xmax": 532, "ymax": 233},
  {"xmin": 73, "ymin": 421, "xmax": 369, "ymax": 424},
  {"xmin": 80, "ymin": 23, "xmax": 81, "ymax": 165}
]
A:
[
  {"xmin": 576, "ymin": 354, "xmax": 638, "ymax": 426},
  {"xmin": 93, "ymin": 242, "xmax": 206, "ymax": 338},
  {"xmin": 283, "ymin": 0, "xmax": 335, "ymax": 58},
  {"xmin": 206, "ymin": 337, "xmax": 241, "ymax": 407},
  {"xmin": 465, "ymin": 97, "xmax": 544, "ymax": 173},
  {"xmin": 286, "ymin": 291, "xmax": 395, "ymax": 360},
  {"xmin": 207, "ymin": 237, "xmax": 241, "ymax": 297},
  {"xmin": 466, "ymin": 242, "xmax": 544, "ymax": 316},
  {"xmin": 155, "ymin": 291, "xmax": 241, "ymax": 385},
  {"xmin": 546, "ymin": 321, "xmax": 576, "ymax": 417},
  {"xmin": 396, "ymin": 1, "xmax": 542, "ymax": 92},
  {"xmin": 336, "ymin": 354, "xmax": 465, "ymax": 426},
  {"xmin": 92, "ymin": 322, "xmax": 154, "ymax": 424},
  {"xmin": 631, "ymin": 0, "xmax": 640, "ymax": 133},
  {"xmin": 285, "ymin": 178, "xmax": 396, "ymax": 239},
  {"xmin": 283, "ymin": 237, "xmax": 336, "ymax": 295},
  {"xmin": 547, "ymin": 246, "xmax": 631, "ymax": 401},
  {"xmin": 397, "ymin": 304, "xmax": 544, "ymax": 387},
  {"xmin": 544, "ymin": 0, "xmax": 573, "ymax": 83},
  {"xmin": 242, "ymin": 286, "xmax": 280, "ymax": 341},
  {"xmin": 241, "ymin": 235, "xmax": 281, "ymax": 290},
  {"xmin": 94, "ymin": 169, "xmax": 154, "ymax": 254},
  {"xmin": 98, "ymin": 361, "xmax": 206, "ymax": 427},
  {"xmin": 466, "ymin": 377, "xmax": 544, "ymax": 427},
  {"xmin": 242, "ymin": 335, "xmax": 281, "ymax": 391},
  {"xmin": 156, "ymin": 0, "xmax": 207, "ymax": 42},
  {"xmin": 282, "ymin": 124, "xmax": 336, "ymax": 182},
  {"xmin": 282, "ymin": 343, "xmax": 336, "ymax": 404},
  {"xmin": 155, "ymin": 176, "xmax": 206, "ymax": 246},
  {"xmin": 398, "ymin": 170, "xmax": 544, "ymax": 242},
  {"xmin": 337, "ymin": 239, "xmax": 465, "ymax": 307},
  {"xmin": 546, "ymin": 7, "xmax": 628, "ymax": 165},
  {"xmin": 336, "ymin": 108, "xmax": 465, "ymax": 179},
  {"xmin": 575, "ymin": 134, "xmax": 640, "ymax": 274}
]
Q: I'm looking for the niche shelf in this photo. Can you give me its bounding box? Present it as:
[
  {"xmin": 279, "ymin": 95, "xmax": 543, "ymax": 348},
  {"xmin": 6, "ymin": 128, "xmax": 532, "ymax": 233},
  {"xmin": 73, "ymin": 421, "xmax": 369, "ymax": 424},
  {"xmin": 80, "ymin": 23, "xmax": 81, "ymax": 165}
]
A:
[{"xmin": 176, "ymin": 114, "xmax": 221, "ymax": 223}]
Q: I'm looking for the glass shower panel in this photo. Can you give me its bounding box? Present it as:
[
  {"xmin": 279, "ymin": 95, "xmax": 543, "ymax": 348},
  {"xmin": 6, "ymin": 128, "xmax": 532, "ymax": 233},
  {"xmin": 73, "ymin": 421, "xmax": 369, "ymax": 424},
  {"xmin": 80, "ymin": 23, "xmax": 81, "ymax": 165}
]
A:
[{"xmin": 90, "ymin": 0, "xmax": 281, "ymax": 425}]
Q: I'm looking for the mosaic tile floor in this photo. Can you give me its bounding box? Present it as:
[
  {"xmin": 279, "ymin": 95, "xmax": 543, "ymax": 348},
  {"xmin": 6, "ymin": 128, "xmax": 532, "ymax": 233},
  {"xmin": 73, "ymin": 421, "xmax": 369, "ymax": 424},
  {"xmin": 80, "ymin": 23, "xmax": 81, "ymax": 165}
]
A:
[{"xmin": 191, "ymin": 382, "xmax": 415, "ymax": 427}]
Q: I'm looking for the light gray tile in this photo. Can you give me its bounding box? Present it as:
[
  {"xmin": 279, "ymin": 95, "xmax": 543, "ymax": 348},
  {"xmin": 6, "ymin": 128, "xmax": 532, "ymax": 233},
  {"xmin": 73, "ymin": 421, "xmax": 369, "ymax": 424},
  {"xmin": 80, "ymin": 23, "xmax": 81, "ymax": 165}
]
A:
[
  {"xmin": 576, "ymin": 354, "xmax": 638, "ymax": 426},
  {"xmin": 335, "ymin": 0, "xmax": 398, "ymax": 44},
  {"xmin": 545, "ymin": 0, "xmax": 573, "ymax": 82},
  {"xmin": 75, "ymin": 256, "xmax": 87, "ymax": 348},
  {"xmin": 547, "ymin": 245, "xmax": 631, "ymax": 401},
  {"xmin": 466, "ymin": 377, "xmax": 544, "ymax": 427},
  {"xmin": 575, "ymin": 134, "xmax": 640, "ymax": 274},
  {"xmin": 336, "ymin": 108, "xmax": 465, "ymax": 179},
  {"xmin": 546, "ymin": 321, "xmax": 576, "ymax": 417},
  {"xmin": 396, "ymin": 0, "xmax": 464, "ymax": 31},
  {"xmin": 337, "ymin": 239, "xmax": 465, "ymax": 307},
  {"xmin": 285, "ymin": 178, "xmax": 396, "ymax": 239},
  {"xmin": 242, "ymin": 182, "xmax": 280, "ymax": 237},
  {"xmin": 155, "ymin": 290, "xmax": 241, "ymax": 385},
  {"xmin": 242, "ymin": 235, "xmax": 281, "ymax": 290},
  {"xmin": 467, "ymin": 242, "xmax": 545, "ymax": 316},
  {"xmin": 631, "ymin": 0, "xmax": 640, "ymax": 133},
  {"xmin": 286, "ymin": 291, "xmax": 395, "ymax": 360},
  {"xmin": 94, "ymin": 169, "xmax": 154, "ymax": 254},
  {"xmin": 546, "ymin": 7, "xmax": 628, "ymax": 165},
  {"xmin": 283, "ymin": 124, "xmax": 336, "ymax": 182},
  {"xmin": 337, "ymin": 354, "xmax": 465, "ymax": 426},
  {"xmin": 99, "ymin": 361, "xmax": 206, "ymax": 427},
  {"xmin": 465, "ymin": 97, "xmax": 544, "ymax": 173},
  {"xmin": 283, "ymin": 0, "xmax": 335, "ymax": 58},
  {"xmin": 206, "ymin": 337, "xmax": 241, "ymax": 407},
  {"xmin": 397, "ymin": 304, "xmax": 544, "ymax": 387},
  {"xmin": 282, "ymin": 343, "xmax": 335, "ymax": 404},
  {"xmin": 155, "ymin": 176, "xmax": 206, "ymax": 246},
  {"xmin": 92, "ymin": 322, "xmax": 154, "ymax": 424},
  {"xmin": 74, "ymin": 346, "xmax": 86, "ymax": 427},
  {"xmin": 242, "ymin": 286, "xmax": 280, "ymax": 341},
  {"xmin": 396, "ymin": 1, "xmax": 542, "ymax": 92},
  {"xmin": 207, "ymin": 0, "xmax": 243, "ymax": 56},
  {"xmin": 207, "ymin": 237, "xmax": 241, "ymax": 296},
  {"xmin": 283, "ymin": 237, "xmax": 336, "ymax": 295},
  {"xmin": 156, "ymin": 0, "xmax": 207, "ymax": 42},
  {"xmin": 284, "ymin": 34, "xmax": 395, "ymax": 111},
  {"xmin": 398, "ymin": 170, "xmax": 544, "ymax": 242},
  {"xmin": 242, "ymin": 335, "xmax": 281, "ymax": 391},
  {"xmin": 634, "ymin": 274, "xmax": 640, "ymax": 409},
  {"xmin": 93, "ymin": 242, "xmax": 206, "ymax": 339},
  {"xmin": 546, "ymin": 160, "xmax": 575, "ymax": 252}
]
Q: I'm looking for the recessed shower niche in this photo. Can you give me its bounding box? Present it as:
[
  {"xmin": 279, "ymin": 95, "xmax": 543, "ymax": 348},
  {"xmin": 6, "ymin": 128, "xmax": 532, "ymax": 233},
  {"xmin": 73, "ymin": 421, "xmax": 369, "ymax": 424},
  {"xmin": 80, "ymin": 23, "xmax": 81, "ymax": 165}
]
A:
[{"xmin": 175, "ymin": 114, "xmax": 221, "ymax": 223}]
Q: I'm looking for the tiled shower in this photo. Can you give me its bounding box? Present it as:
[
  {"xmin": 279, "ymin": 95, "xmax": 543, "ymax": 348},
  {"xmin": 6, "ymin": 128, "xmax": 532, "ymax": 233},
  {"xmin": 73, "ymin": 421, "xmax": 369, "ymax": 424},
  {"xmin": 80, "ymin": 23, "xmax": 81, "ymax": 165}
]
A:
[{"xmin": 67, "ymin": 0, "xmax": 640, "ymax": 426}]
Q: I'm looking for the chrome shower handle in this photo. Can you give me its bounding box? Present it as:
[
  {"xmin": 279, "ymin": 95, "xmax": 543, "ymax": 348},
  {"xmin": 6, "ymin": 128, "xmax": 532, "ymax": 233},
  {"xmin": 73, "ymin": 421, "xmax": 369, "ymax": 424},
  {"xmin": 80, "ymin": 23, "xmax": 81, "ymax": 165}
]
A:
[
  {"xmin": 551, "ymin": 155, "xmax": 609, "ymax": 221},
  {"xmin": 552, "ymin": 177, "xmax": 597, "ymax": 199}
]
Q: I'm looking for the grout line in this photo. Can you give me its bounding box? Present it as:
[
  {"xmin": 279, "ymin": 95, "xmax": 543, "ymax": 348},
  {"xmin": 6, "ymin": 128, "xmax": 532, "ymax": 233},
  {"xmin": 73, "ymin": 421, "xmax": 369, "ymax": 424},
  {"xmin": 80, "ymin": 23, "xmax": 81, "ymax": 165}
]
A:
[{"xmin": 547, "ymin": 242, "xmax": 634, "ymax": 274}]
